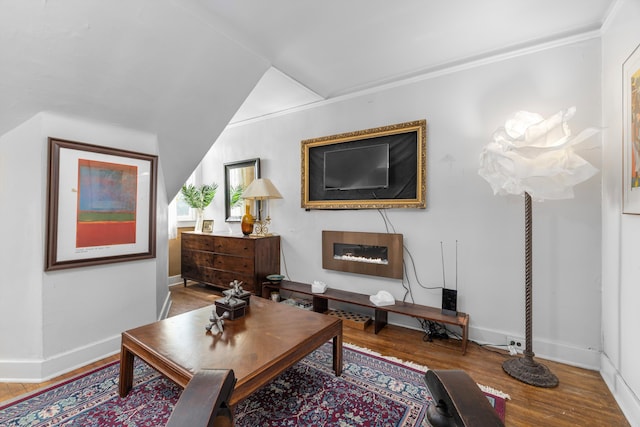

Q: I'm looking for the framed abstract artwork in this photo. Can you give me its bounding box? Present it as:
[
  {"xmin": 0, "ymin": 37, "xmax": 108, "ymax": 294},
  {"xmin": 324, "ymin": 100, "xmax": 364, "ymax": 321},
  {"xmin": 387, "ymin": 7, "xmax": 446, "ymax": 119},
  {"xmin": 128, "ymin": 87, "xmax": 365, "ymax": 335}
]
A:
[
  {"xmin": 45, "ymin": 138, "xmax": 158, "ymax": 270},
  {"xmin": 623, "ymin": 43, "xmax": 640, "ymax": 214}
]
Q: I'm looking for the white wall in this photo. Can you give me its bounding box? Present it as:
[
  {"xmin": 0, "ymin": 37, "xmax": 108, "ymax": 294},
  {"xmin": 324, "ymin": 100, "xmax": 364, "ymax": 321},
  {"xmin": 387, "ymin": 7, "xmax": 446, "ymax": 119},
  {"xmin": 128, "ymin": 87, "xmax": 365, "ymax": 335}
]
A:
[
  {"xmin": 201, "ymin": 38, "xmax": 603, "ymax": 368},
  {"xmin": 601, "ymin": 0, "xmax": 640, "ymax": 423},
  {"xmin": 0, "ymin": 112, "xmax": 164, "ymax": 381}
]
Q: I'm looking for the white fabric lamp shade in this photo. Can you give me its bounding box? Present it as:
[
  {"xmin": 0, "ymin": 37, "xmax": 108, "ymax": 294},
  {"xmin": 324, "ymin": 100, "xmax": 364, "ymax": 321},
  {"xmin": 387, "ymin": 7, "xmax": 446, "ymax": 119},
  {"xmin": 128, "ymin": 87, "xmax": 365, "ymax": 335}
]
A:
[
  {"xmin": 478, "ymin": 106, "xmax": 599, "ymax": 201},
  {"xmin": 242, "ymin": 178, "xmax": 283, "ymax": 200}
]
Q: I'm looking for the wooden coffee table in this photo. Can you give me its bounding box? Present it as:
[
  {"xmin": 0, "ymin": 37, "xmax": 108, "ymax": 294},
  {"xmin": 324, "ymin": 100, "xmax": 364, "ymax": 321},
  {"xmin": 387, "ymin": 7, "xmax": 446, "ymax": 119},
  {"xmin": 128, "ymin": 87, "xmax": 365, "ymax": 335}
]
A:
[{"xmin": 118, "ymin": 296, "xmax": 343, "ymax": 405}]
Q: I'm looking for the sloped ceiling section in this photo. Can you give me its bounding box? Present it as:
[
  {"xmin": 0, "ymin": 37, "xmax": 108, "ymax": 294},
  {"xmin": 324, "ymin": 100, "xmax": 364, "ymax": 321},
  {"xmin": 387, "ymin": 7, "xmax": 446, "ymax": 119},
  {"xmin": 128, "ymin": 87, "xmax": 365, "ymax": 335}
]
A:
[
  {"xmin": 188, "ymin": 0, "xmax": 614, "ymax": 98},
  {"xmin": 0, "ymin": 0, "xmax": 269, "ymax": 196}
]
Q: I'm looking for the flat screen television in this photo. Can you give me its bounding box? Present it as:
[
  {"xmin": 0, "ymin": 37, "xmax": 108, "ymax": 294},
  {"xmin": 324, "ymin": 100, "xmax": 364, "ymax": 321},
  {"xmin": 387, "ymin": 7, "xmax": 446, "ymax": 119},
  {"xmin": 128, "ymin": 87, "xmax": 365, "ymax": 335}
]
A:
[{"xmin": 323, "ymin": 143, "xmax": 390, "ymax": 191}]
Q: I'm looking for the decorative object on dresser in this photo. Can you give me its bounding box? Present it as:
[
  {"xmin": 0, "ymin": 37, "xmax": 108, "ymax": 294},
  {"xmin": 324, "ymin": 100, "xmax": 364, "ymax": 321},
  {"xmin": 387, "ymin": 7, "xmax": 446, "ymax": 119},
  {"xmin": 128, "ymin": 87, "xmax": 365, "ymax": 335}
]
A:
[
  {"xmin": 241, "ymin": 178, "xmax": 283, "ymax": 236},
  {"xmin": 201, "ymin": 219, "xmax": 214, "ymax": 233},
  {"xmin": 181, "ymin": 232, "xmax": 280, "ymax": 294},
  {"xmin": 241, "ymin": 203, "xmax": 254, "ymax": 235},
  {"xmin": 180, "ymin": 183, "xmax": 218, "ymax": 233},
  {"xmin": 479, "ymin": 107, "xmax": 599, "ymax": 388}
]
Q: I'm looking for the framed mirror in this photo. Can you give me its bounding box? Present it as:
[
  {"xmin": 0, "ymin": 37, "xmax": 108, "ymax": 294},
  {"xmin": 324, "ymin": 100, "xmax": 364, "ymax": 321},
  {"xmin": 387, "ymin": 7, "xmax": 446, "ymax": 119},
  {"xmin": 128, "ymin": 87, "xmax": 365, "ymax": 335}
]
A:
[{"xmin": 224, "ymin": 158, "xmax": 260, "ymax": 222}]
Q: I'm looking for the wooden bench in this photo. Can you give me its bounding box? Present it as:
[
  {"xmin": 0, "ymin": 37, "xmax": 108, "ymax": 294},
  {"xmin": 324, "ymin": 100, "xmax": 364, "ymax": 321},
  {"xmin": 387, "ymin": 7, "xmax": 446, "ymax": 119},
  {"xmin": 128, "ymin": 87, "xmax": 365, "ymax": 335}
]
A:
[{"xmin": 264, "ymin": 280, "xmax": 469, "ymax": 355}]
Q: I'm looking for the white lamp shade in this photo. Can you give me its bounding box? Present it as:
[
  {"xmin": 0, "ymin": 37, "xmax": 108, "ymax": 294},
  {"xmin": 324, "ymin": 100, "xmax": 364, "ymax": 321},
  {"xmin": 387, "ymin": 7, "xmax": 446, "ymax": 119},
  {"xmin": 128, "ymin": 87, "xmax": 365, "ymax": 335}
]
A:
[
  {"xmin": 478, "ymin": 107, "xmax": 599, "ymax": 201},
  {"xmin": 242, "ymin": 178, "xmax": 283, "ymax": 200}
]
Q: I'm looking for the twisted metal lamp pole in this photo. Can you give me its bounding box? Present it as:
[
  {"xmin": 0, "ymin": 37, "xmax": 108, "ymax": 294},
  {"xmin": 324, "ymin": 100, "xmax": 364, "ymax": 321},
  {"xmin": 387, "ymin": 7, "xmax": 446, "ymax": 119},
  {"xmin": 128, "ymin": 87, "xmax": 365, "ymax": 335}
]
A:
[{"xmin": 502, "ymin": 192, "xmax": 558, "ymax": 387}]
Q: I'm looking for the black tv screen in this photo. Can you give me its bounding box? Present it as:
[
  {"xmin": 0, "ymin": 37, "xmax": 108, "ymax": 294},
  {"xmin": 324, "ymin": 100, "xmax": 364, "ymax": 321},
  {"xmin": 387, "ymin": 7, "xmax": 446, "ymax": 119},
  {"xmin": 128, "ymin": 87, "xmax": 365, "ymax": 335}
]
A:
[{"xmin": 323, "ymin": 144, "xmax": 389, "ymax": 191}]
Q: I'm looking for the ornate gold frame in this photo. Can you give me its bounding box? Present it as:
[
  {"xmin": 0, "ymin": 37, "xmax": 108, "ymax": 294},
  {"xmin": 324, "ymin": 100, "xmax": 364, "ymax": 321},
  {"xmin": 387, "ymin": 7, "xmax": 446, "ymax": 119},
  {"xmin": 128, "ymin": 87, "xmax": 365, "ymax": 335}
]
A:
[{"xmin": 301, "ymin": 119, "xmax": 426, "ymax": 209}]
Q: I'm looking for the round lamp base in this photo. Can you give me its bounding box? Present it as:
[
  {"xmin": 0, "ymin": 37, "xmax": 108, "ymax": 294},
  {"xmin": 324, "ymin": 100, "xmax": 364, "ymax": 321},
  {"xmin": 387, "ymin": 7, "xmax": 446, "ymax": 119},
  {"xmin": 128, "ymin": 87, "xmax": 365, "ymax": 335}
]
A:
[{"xmin": 503, "ymin": 356, "xmax": 559, "ymax": 388}]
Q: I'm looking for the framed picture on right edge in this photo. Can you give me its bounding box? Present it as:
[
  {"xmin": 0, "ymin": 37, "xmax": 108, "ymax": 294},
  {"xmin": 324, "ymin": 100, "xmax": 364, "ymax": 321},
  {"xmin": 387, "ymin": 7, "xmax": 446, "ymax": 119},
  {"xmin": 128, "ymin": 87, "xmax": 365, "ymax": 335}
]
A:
[{"xmin": 623, "ymin": 42, "xmax": 640, "ymax": 214}]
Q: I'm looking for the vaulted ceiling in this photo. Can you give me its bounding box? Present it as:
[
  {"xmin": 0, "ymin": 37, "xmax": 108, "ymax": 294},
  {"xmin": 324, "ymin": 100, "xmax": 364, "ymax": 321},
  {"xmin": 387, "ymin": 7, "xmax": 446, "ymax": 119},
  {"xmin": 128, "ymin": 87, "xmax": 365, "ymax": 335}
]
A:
[
  {"xmin": 194, "ymin": 0, "xmax": 615, "ymax": 98},
  {"xmin": 0, "ymin": 0, "xmax": 615, "ymax": 195}
]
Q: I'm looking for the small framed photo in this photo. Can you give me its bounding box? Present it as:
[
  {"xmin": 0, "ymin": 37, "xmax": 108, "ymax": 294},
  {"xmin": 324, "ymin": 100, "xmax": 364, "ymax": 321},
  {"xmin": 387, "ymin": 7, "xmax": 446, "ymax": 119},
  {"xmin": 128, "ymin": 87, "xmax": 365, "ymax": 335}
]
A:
[
  {"xmin": 623, "ymin": 42, "xmax": 640, "ymax": 214},
  {"xmin": 202, "ymin": 220, "xmax": 214, "ymax": 233}
]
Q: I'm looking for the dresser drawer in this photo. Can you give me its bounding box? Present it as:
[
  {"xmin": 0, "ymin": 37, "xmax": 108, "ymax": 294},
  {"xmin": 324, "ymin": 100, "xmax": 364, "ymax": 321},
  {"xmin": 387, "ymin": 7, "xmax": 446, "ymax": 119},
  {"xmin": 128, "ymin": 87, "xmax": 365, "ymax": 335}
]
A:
[
  {"xmin": 182, "ymin": 250, "xmax": 214, "ymax": 268},
  {"xmin": 212, "ymin": 237, "xmax": 254, "ymax": 256},
  {"xmin": 182, "ymin": 263, "xmax": 211, "ymax": 281},
  {"xmin": 182, "ymin": 233, "xmax": 215, "ymax": 251},
  {"xmin": 213, "ymin": 254, "xmax": 254, "ymax": 273}
]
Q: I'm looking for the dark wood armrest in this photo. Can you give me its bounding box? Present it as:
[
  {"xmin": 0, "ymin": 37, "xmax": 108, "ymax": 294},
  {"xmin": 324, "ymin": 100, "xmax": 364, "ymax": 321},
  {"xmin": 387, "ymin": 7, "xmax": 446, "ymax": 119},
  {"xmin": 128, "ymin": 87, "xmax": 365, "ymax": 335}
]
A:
[
  {"xmin": 425, "ymin": 369, "xmax": 504, "ymax": 427},
  {"xmin": 166, "ymin": 369, "xmax": 236, "ymax": 427}
]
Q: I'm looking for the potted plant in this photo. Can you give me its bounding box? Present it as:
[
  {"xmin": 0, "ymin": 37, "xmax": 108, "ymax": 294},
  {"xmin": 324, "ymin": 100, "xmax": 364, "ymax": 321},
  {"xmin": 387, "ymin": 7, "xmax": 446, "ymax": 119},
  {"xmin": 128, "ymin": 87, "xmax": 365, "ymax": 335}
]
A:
[{"xmin": 181, "ymin": 183, "xmax": 218, "ymax": 232}]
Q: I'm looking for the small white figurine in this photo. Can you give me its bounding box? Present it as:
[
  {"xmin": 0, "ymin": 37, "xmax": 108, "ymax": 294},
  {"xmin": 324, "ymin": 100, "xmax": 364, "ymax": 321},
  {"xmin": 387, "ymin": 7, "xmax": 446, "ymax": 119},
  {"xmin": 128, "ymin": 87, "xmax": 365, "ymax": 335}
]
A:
[
  {"xmin": 205, "ymin": 310, "xmax": 229, "ymax": 334},
  {"xmin": 230, "ymin": 280, "xmax": 244, "ymax": 295}
]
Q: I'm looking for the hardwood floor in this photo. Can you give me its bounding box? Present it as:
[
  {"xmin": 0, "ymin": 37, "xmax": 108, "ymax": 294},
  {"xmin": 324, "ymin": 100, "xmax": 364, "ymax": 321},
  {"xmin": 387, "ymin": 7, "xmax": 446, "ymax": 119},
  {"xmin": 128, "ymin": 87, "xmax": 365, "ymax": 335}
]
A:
[{"xmin": 1, "ymin": 283, "xmax": 629, "ymax": 426}]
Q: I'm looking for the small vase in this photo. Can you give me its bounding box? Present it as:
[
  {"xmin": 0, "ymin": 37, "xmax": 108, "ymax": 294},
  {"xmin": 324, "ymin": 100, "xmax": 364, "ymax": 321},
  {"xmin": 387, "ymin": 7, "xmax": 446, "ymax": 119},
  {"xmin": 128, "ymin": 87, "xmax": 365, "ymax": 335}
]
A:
[
  {"xmin": 241, "ymin": 205, "xmax": 254, "ymax": 235},
  {"xmin": 194, "ymin": 208, "xmax": 204, "ymax": 233}
]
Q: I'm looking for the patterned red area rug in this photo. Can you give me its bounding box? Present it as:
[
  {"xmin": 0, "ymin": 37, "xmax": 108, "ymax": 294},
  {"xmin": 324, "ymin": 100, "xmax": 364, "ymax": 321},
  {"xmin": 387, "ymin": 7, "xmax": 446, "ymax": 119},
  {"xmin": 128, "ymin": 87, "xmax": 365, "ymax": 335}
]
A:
[{"xmin": 0, "ymin": 343, "xmax": 507, "ymax": 426}]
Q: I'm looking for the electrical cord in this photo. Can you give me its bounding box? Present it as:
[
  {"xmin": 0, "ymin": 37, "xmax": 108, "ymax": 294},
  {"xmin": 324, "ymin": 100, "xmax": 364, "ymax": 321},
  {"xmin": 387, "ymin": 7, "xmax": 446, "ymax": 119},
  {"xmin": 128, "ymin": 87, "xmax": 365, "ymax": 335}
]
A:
[
  {"xmin": 403, "ymin": 245, "xmax": 444, "ymax": 290},
  {"xmin": 376, "ymin": 208, "xmax": 444, "ymax": 304},
  {"xmin": 415, "ymin": 318, "xmax": 512, "ymax": 357},
  {"xmin": 419, "ymin": 319, "xmax": 449, "ymax": 342},
  {"xmin": 377, "ymin": 208, "xmax": 415, "ymax": 302},
  {"xmin": 376, "ymin": 208, "xmax": 395, "ymax": 233}
]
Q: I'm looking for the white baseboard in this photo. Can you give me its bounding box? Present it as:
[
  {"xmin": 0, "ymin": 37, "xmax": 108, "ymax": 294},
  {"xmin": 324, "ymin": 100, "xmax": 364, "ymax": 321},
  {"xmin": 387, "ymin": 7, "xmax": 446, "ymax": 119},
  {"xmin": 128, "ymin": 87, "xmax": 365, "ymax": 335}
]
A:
[
  {"xmin": 466, "ymin": 324, "xmax": 601, "ymax": 370},
  {"xmin": 168, "ymin": 274, "xmax": 183, "ymax": 286},
  {"xmin": 383, "ymin": 313, "xmax": 601, "ymax": 370},
  {"xmin": 1, "ymin": 278, "xmax": 175, "ymax": 383},
  {"xmin": 0, "ymin": 335, "xmax": 120, "ymax": 383},
  {"xmin": 601, "ymin": 353, "xmax": 640, "ymax": 425}
]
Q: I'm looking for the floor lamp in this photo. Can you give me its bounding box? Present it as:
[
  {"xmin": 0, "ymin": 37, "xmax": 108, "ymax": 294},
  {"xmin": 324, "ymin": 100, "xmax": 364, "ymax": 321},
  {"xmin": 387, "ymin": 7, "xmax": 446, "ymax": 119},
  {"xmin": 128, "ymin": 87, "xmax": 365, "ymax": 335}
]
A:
[{"xmin": 479, "ymin": 107, "xmax": 599, "ymax": 388}]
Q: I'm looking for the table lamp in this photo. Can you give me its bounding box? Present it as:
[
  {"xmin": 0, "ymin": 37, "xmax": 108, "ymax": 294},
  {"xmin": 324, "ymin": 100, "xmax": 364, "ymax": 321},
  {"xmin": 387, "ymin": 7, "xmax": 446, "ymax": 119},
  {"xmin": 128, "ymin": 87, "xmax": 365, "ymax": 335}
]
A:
[
  {"xmin": 478, "ymin": 107, "xmax": 599, "ymax": 387},
  {"xmin": 241, "ymin": 178, "xmax": 283, "ymax": 236}
]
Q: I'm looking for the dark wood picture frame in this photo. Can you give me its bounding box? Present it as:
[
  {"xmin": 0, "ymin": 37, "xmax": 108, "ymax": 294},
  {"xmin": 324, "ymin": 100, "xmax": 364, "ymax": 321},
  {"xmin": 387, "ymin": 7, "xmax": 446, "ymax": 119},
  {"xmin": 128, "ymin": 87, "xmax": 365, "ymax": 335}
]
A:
[
  {"xmin": 301, "ymin": 120, "xmax": 427, "ymax": 209},
  {"xmin": 224, "ymin": 158, "xmax": 260, "ymax": 222},
  {"xmin": 45, "ymin": 137, "xmax": 158, "ymax": 271}
]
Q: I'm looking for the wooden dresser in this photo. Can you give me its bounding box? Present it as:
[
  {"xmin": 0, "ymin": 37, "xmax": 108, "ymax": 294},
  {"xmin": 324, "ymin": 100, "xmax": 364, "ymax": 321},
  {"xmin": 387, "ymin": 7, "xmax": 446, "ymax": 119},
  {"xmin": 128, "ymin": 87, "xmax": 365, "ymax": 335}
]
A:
[{"xmin": 181, "ymin": 232, "xmax": 280, "ymax": 294}]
